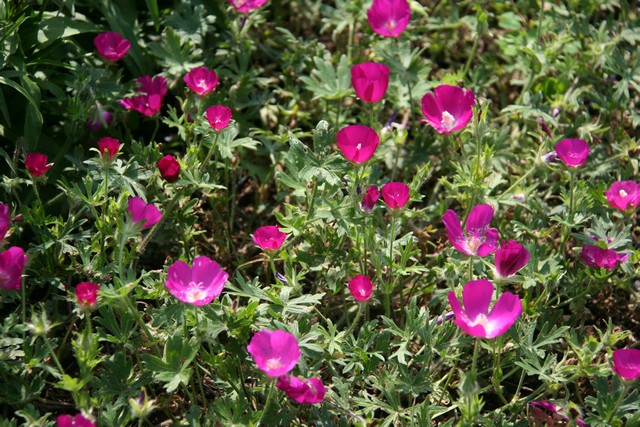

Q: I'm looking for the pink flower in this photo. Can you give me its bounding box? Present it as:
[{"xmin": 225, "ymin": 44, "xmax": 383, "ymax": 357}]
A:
[
  {"xmin": 555, "ymin": 138, "xmax": 589, "ymax": 167},
  {"xmin": 605, "ymin": 181, "xmax": 640, "ymax": 212},
  {"xmin": 127, "ymin": 197, "xmax": 162, "ymax": 229},
  {"xmin": 165, "ymin": 256, "xmax": 229, "ymax": 306},
  {"xmin": 276, "ymin": 375, "xmax": 327, "ymax": 404},
  {"xmin": 351, "ymin": 62, "xmax": 390, "ymax": 103},
  {"xmin": 94, "ymin": 32, "xmax": 131, "ymax": 62},
  {"xmin": 0, "ymin": 246, "xmax": 27, "ymax": 290},
  {"xmin": 348, "ymin": 275, "xmax": 374, "ymax": 302},
  {"xmin": 157, "ymin": 154, "xmax": 180, "ymax": 183},
  {"xmin": 612, "ymin": 348, "xmax": 640, "ymax": 380},
  {"xmin": 57, "ymin": 413, "xmax": 96, "ymax": 427},
  {"xmin": 25, "ymin": 152, "xmax": 53, "ymax": 177},
  {"xmin": 184, "ymin": 66, "xmax": 219, "ymax": 96},
  {"xmin": 442, "ymin": 204, "xmax": 498, "ymax": 257},
  {"xmin": 494, "ymin": 240, "xmax": 530, "ymax": 278},
  {"xmin": 421, "ymin": 85, "xmax": 476, "ymax": 134},
  {"xmin": 361, "ymin": 185, "xmax": 380, "ymax": 212},
  {"xmin": 206, "ymin": 105, "xmax": 232, "ymax": 131},
  {"xmin": 0, "ymin": 203, "xmax": 9, "ymax": 241},
  {"xmin": 528, "ymin": 402, "xmax": 587, "ymax": 427},
  {"xmin": 98, "ymin": 137, "xmax": 121, "ymax": 159},
  {"xmin": 247, "ymin": 329, "xmax": 301, "ymax": 378},
  {"xmin": 336, "ymin": 125, "xmax": 379, "ymax": 164},
  {"xmin": 253, "ymin": 225, "xmax": 287, "ymax": 250},
  {"xmin": 228, "ymin": 0, "xmax": 269, "ymax": 12},
  {"xmin": 381, "ymin": 182, "xmax": 410, "ymax": 210},
  {"xmin": 120, "ymin": 75, "xmax": 167, "ymax": 117},
  {"xmin": 580, "ymin": 245, "xmax": 627, "ymax": 270},
  {"xmin": 75, "ymin": 282, "xmax": 100, "ymax": 308},
  {"xmin": 366, "ymin": 0, "xmax": 411, "ymax": 38},
  {"xmin": 447, "ymin": 279, "xmax": 522, "ymax": 339},
  {"xmin": 86, "ymin": 109, "xmax": 113, "ymax": 132}
]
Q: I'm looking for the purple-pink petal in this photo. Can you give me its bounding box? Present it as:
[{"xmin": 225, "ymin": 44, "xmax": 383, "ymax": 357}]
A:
[
  {"xmin": 462, "ymin": 279, "xmax": 494, "ymax": 321},
  {"xmin": 247, "ymin": 330, "xmax": 300, "ymax": 378},
  {"xmin": 484, "ymin": 292, "xmax": 522, "ymax": 338},
  {"xmin": 476, "ymin": 228, "xmax": 499, "ymax": 257},
  {"xmin": 612, "ymin": 348, "xmax": 640, "ymax": 380},
  {"xmin": 555, "ymin": 138, "xmax": 589, "ymax": 167},
  {"xmin": 465, "ymin": 204, "xmax": 495, "ymax": 235}
]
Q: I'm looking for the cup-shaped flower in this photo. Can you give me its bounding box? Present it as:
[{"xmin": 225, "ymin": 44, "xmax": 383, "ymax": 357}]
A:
[
  {"xmin": 75, "ymin": 282, "xmax": 100, "ymax": 309},
  {"xmin": 276, "ymin": 375, "xmax": 327, "ymax": 404},
  {"xmin": 206, "ymin": 105, "xmax": 233, "ymax": 131},
  {"xmin": 442, "ymin": 204, "xmax": 498, "ymax": 257},
  {"xmin": 25, "ymin": 152, "xmax": 53, "ymax": 177},
  {"xmin": 253, "ymin": 225, "xmax": 287, "ymax": 251},
  {"xmin": 184, "ymin": 66, "xmax": 219, "ymax": 96},
  {"xmin": 447, "ymin": 279, "xmax": 522, "ymax": 339},
  {"xmin": 98, "ymin": 137, "xmax": 121, "ymax": 159},
  {"xmin": 94, "ymin": 32, "xmax": 130, "ymax": 62},
  {"xmin": 494, "ymin": 240, "xmax": 530, "ymax": 278},
  {"xmin": 366, "ymin": 0, "xmax": 411, "ymax": 38},
  {"xmin": 351, "ymin": 62, "xmax": 390, "ymax": 103},
  {"xmin": 127, "ymin": 197, "xmax": 162, "ymax": 230},
  {"xmin": 165, "ymin": 256, "xmax": 229, "ymax": 306},
  {"xmin": 336, "ymin": 125, "xmax": 379, "ymax": 164},
  {"xmin": 528, "ymin": 402, "xmax": 587, "ymax": 427},
  {"xmin": 247, "ymin": 329, "xmax": 301, "ymax": 378},
  {"xmin": 555, "ymin": 138, "xmax": 589, "ymax": 167},
  {"xmin": 228, "ymin": 0, "xmax": 268, "ymax": 13},
  {"xmin": 86, "ymin": 110, "xmax": 113, "ymax": 132},
  {"xmin": 57, "ymin": 413, "xmax": 96, "ymax": 427},
  {"xmin": 605, "ymin": 180, "xmax": 639, "ymax": 212},
  {"xmin": 421, "ymin": 85, "xmax": 476, "ymax": 134},
  {"xmin": 120, "ymin": 75, "xmax": 167, "ymax": 117},
  {"xmin": 612, "ymin": 348, "xmax": 640, "ymax": 380},
  {"xmin": 0, "ymin": 203, "xmax": 9, "ymax": 242},
  {"xmin": 580, "ymin": 245, "xmax": 627, "ymax": 270},
  {"xmin": 157, "ymin": 154, "xmax": 180, "ymax": 183},
  {"xmin": 381, "ymin": 182, "xmax": 410, "ymax": 210},
  {"xmin": 348, "ymin": 275, "xmax": 374, "ymax": 302},
  {"xmin": 361, "ymin": 185, "xmax": 380, "ymax": 212},
  {"xmin": 0, "ymin": 246, "xmax": 27, "ymax": 290}
]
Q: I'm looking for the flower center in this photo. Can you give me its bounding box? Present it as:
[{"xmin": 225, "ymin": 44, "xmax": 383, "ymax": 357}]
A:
[
  {"xmin": 385, "ymin": 20, "xmax": 397, "ymax": 31},
  {"xmin": 466, "ymin": 236, "xmax": 482, "ymax": 254},
  {"xmin": 469, "ymin": 313, "xmax": 489, "ymax": 328},
  {"xmin": 266, "ymin": 358, "xmax": 283, "ymax": 371},
  {"xmin": 196, "ymin": 79, "xmax": 209, "ymax": 90},
  {"xmin": 441, "ymin": 111, "xmax": 456, "ymax": 130},
  {"xmin": 186, "ymin": 282, "xmax": 206, "ymax": 303},
  {"xmin": 619, "ymin": 189, "xmax": 628, "ymax": 198}
]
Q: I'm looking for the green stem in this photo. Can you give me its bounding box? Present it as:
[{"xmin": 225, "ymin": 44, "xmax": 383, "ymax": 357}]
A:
[
  {"xmin": 492, "ymin": 338, "xmax": 508, "ymax": 405},
  {"xmin": 344, "ymin": 303, "xmax": 364, "ymax": 338},
  {"xmin": 138, "ymin": 190, "xmax": 182, "ymax": 255},
  {"xmin": 192, "ymin": 307, "xmax": 207, "ymax": 409},
  {"xmin": 385, "ymin": 213, "xmax": 397, "ymax": 319},
  {"xmin": 43, "ymin": 334, "xmax": 65, "ymax": 377},
  {"xmin": 200, "ymin": 132, "xmax": 220, "ymax": 172},
  {"xmin": 568, "ymin": 168, "xmax": 575, "ymax": 218},
  {"xmin": 606, "ymin": 382, "xmax": 629, "ymax": 424},
  {"xmin": 462, "ymin": 36, "xmax": 480, "ymax": 77},
  {"xmin": 471, "ymin": 338, "xmax": 480, "ymax": 373},
  {"xmin": 306, "ymin": 178, "xmax": 318, "ymax": 220},
  {"xmin": 437, "ymin": 356, "xmax": 460, "ymax": 406},
  {"xmin": 21, "ymin": 276, "xmax": 26, "ymax": 342},
  {"xmin": 496, "ymin": 165, "xmax": 537, "ymax": 201},
  {"xmin": 117, "ymin": 227, "xmax": 129, "ymax": 282},
  {"xmin": 258, "ymin": 379, "xmax": 276, "ymax": 426},
  {"xmin": 150, "ymin": 119, "xmax": 160, "ymax": 144},
  {"xmin": 468, "ymin": 257, "xmax": 474, "ymax": 282}
]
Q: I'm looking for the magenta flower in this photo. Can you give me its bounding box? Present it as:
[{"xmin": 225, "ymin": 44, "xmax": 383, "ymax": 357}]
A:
[
  {"xmin": 206, "ymin": 105, "xmax": 233, "ymax": 131},
  {"xmin": 580, "ymin": 245, "xmax": 627, "ymax": 270},
  {"xmin": 351, "ymin": 62, "xmax": 390, "ymax": 103},
  {"xmin": 247, "ymin": 329, "xmax": 301, "ymax": 378},
  {"xmin": 494, "ymin": 240, "xmax": 530, "ymax": 278},
  {"xmin": 421, "ymin": 85, "xmax": 475, "ymax": 134},
  {"xmin": 25, "ymin": 152, "xmax": 53, "ymax": 177},
  {"xmin": 381, "ymin": 182, "xmax": 410, "ymax": 210},
  {"xmin": 253, "ymin": 225, "xmax": 287, "ymax": 251},
  {"xmin": 276, "ymin": 375, "xmax": 327, "ymax": 404},
  {"xmin": 336, "ymin": 125, "xmax": 379, "ymax": 164},
  {"xmin": 348, "ymin": 275, "xmax": 374, "ymax": 302},
  {"xmin": 0, "ymin": 203, "xmax": 9, "ymax": 241},
  {"xmin": 555, "ymin": 138, "xmax": 589, "ymax": 167},
  {"xmin": 605, "ymin": 180, "xmax": 639, "ymax": 212},
  {"xmin": 75, "ymin": 282, "xmax": 100, "ymax": 309},
  {"xmin": 361, "ymin": 185, "xmax": 380, "ymax": 212},
  {"xmin": 157, "ymin": 154, "xmax": 181, "ymax": 183},
  {"xmin": 165, "ymin": 256, "xmax": 229, "ymax": 306},
  {"xmin": 98, "ymin": 137, "xmax": 121, "ymax": 159},
  {"xmin": 528, "ymin": 402, "xmax": 587, "ymax": 427},
  {"xmin": 366, "ymin": 0, "xmax": 411, "ymax": 38},
  {"xmin": 127, "ymin": 197, "xmax": 162, "ymax": 229},
  {"xmin": 228, "ymin": 0, "xmax": 268, "ymax": 12},
  {"xmin": 94, "ymin": 32, "xmax": 131, "ymax": 62},
  {"xmin": 442, "ymin": 204, "xmax": 498, "ymax": 257},
  {"xmin": 612, "ymin": 348, "xmax": 640, "ymax": 380},
  {"xmin": 120, "ymin": 75, "xmax": 167, "ymax": 117},
  {"xmin": 184, "ymin": 66, "xmax": 219, "ymax": 96},
  {"xmin": 86, "ymin": 109, "xmax": 113, "ymax": 132},
  {"xmin": 0, "ymin": 246, "xmax": 27, "ymax": 290},
  {"xmin": 447, "ymin": 279, "xmax": 522, "ymax": 339}
]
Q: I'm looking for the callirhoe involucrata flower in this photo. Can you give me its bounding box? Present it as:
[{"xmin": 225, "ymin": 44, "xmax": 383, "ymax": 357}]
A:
[
  {"xmin": 351, "ymin": 62, "xmax": 390, "ymax": 103},
  {"xmin": 421, "ymin": 85, "xmax": 475, "ymax": 134},
  {"xmin": 253, "ymin": 225, "xmax": 287, "ymax": 250},
  {"xmin": 247, "ymin": 329, "xmax": 300, "ymax": 378},
  {"xmin": 612, "ymin": 348, "xmax": 640, "ymax": 380},
  {"xmin": 494, "ymin": 240, "xmax": 530, "ymax": 278},
  {"xmin": 276, "ymin": 375, "xmax": 327, "ymax": 404},
  {"xmin": 366, "ymin": 0, "xmax": 411, "ymax": 38},
  {"xmin": 336, "ymin": 125, "xmax": 379, "ymax": 164},
  {"xmin": 605, "ymin": 180, "xmax": 639, "ymax": 212},
  {"xmin": 443, "ymin": 204, "xmax": 498, "ymax": 257},
  {"xmin": 165, "ymin": 256, "xmax": 228, "ymax": 306}
]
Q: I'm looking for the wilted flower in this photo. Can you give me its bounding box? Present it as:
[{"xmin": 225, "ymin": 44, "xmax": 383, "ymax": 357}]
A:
[
  {"xmin": 555, "ymin": 138, "xmax": 589, "ymax": 167},
  {"xmin": 447, "ymin": 279, "xmax": 522, "ymax": 339},
  {"xmin": 129, "ymin": 387, "xmax": 157, "ymax": 420},
  {"xmin": 528, "ymin": 401, "xmax": 587, "ymax": 427},
  {"xmin": 165, "ymin": 256, "xmax": 228, "ymax": 306},
  {"xmin": 348, "ymin": 275, "xmax": 374, "ymax": 302},
  {"xmin": 56, "ymin": 413, "xmax": 96, "ymax": 427},
  {"xmin": 276, "ymin": 375, "xmax": 327, "ymax": 404},
  {"xmin": 157, "ymin": 154, "xmax": 180, "ymax": 183},
  {"xmin": 580, "ymin": 245, "xmax": 627, "ymax": 270},
  {"xmin": 86, "ymin": 109, "xmax": 113, "ymax": 132},
  {"xmin": 94, "ymin": 32, "xmax": 131, "ymax": 62},
  {"xmin": 25, "ymin": 152, "xmax": 53, "ymax": 177},
  {"xmin": 253, "ymin": 225, "xmax": 287, "ymax": 251},
  {"xmin": 494, "ymin": 240, "xmax": 530, "ymax": 278},
  {"xmin": 421, "ymin": 85, "xmax": 475, "ymax": 134},
  {"xmin": 436, "ymin": 311, "xmax": 455, "ymax": 325},
  {"xmin": 605, "ymin": 180, "xmax": 640, "ymax": 212},
  {"xmin": 361, "ymin": 185, "xmax": 380, "ymax": 212},
  {"xmin": 336, "ymin": 125, "xmax": 379, "ymax": 164},
  {"xmin": 120, "ymin": 75, "xmax": 167, "ymax": 117},
  {"xmin": 75, "ymin": 282, "xmax": 100, "ymax": 308},
  {"xmin": 184, "ymin": 66, "xmax": 219, "ymax": 96},
  {"xmin": 247, "ymin": 329, "xmax": 301, "ymax": 377},
  {"xmin": 0, "ymin": 246, "xmax": 27, "ymax": 290},
  {"xmin": 366, "ymin": 0, "xmax": 411, "ymax": 38},
  {"xmin": 443, "ymin": 204, "xmax": 498, "ymax": 257},
  {"xmin": 351, "ymin": 62, "xmax": 390, "ymax": 103},
  {"xmin": 612, "ymin": 348, "xmax": 640, "ymax": 380},
  {"xmin": 228, "ymin": 0, "xmax": 268, "ymax": 13},
  {"xmin": 0, "ymin": 203, "xmax": 9, "ymax": 242},
  {"xmin": 206, "ymin": 105, "xmax": 232, "ymax": 131},
  {"xmin": 127, "ymin": 197, "xmax": 162, "ymax": 229},
  {"xmin": 541, "ymin": 150, "xmax": 558, "ymax": 163},
  {"xmin": 381, "ymin": 182, "xmax": 410, "ymax": 210},
  {"xmin": 98, "ymin": 137, "xmax": 121, "ymax": 159}
]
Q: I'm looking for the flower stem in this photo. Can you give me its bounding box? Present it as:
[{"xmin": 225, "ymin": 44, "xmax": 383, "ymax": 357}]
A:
[
  {"xmin": 192, "ymin": 307, "xmax": 207, "ymax": 409},
  {"xmin": 496, "ymin": 165, "xmax": 537, "ymax": 201},
  {"xmin": 471, "ymin": 338, "xmax": 480, "ymax": 373},
  {"xmin": 258, "ymin": 379, "xmax": 275, "ymax": 426},
  {"xmin": 568, "ymin": 168, "xmax": 575, "ymax": 218},
  {"xmin": 43, "ymin": 333, "xmax": 65, "ymax": 377},
  {"xmin": 606, "ymin": 381, "xmax": 629, "ymax": 424},
  {"xmin": 492, "ymin": 338, "xmax": 508, "ymax": 405},
  {"xmin": 468, "ymin": 257, "xmax": 474, "ymax": 282},
  {"xmin": 200, "ymin": 132, "xmax": 220, "ymax": 173},
  {"xmin": 344, "ymin": 303, "xmax": 364, "ymax": 338}
]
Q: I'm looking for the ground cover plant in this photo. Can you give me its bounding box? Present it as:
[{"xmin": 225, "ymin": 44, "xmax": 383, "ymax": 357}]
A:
[{"xmin": 1, "ymin": 0, "xmax": 639, "ymax": 425}]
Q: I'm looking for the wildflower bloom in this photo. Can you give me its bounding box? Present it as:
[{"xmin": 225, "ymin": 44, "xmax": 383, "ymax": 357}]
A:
[
  {"xmin": 361, "ymin": 185, "xmax": 380, "ymax": 212},
  {"xmin": 25, "ymin": 152, "xmax": 53, "ymax": 177},
  {"xmin": 494, "ymin": 240, "xmax": 530, "ymax": 278},
  {"xmin": 0, "ymin": 246, "xmax": 27, "ymax": 290},
  {"xmin": 127, "ymin": 197, "xmax": 162, "ymax": 229},
  {"xmin": 442, "ymin": 204, "xmax": 498, "ymax": 257},
  {"xmin": 351, "ymin": 62, "xmax": 390, "ymax": 103},
  {"xmin": 120, "ymin": 75, "xmax": 167, "ymax": 117},
  {"xmin": 580, "ymin": 245, "xmax": 627, "ymax": 270},
  {"xmin": 75, "ymin": 282, "xmax": 100, "ymax": 308},
  {"xmin": 165, "ymin": 256, "xmax": 229, "ymax": 306},
  {"xmin": 157, "ymin": 154, "xmax": 181, "ymax": 183},
  {"xmin": 56, "ymin": 413, "xmax": 96, "ymax": 427},
  {"xmin": 555, "ymin": 138, "xmax": 589, "ymax": 167},
  {"xmin": 605, "ymin": 180, "xmax": 640, "ymax": 212},
  {"xmin": 0, "ymin": 203, "xmax": 9, "ymax": 241},
  {"xmin": 612, "ymin": 348, "xmax": 640, "ymax": 380},
  {"xmin": 247, "ymin": 329, "xmax": 301, "ymax": 378},
  {"xmin": 348, "ymin": 275, "xmax": 374, "ymax": 302},
  {"xmin": 381, "ymin": 182, "xmax": 410, "ymax": 210},
  {"xmin": 253, "ymin": 225, "xmax": 287, "ymax": 250},
  {"xmin": 93, "ymin": 32, "xmax": 131, "ymax": 62},
  {"xmin": 98, "ymin": 137, "xmax": 121, "ymax": 159},
  {"xmin": 276, "ymin": 375, "xmax": 327, "ymax": 404},
  {"xmin": 228, "ymin": 0, "xmax": 269, "ymax": 13},
  {"xmin": 528, "ymin": 402, "xmax": 587, "ymax": 427},
  {"xmin": 86, "ymin": 110, "xmax": 113, "ymax": 132},
  {"xmin": 366, "ymin": 0, "xmax": 411, "ymax": 38},
  {"xmin": 206, "ymin": 105, "xmax": 232, "ymax": 131},
  {"xmin": 447, "ymin": 279, "xmax": 522, "ymax": 339},
  {"xmin": 183, "ymin": 66, "xmax": 219, "ymax": 96},
  {"xmin": 421, "ymin": 85, "xmax": 476, "ymax": 134},
  {"xmin": 336, "ymin": 125, "xmax": 379, "ymax": 164}
]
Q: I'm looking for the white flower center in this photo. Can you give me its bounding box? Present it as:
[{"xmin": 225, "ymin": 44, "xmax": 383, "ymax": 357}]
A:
[
  {"xmin": 469, "ymin": 313, "xmax": 489, "ymax": 328},
  {"xmin": 441, "ymin": 111, "xmax": 456, "ymax": 130},
  {"xmin": 619, "ymin": 189, "xmax": 628, "ymax": 198},
  {"xmin": 266, "ymin": 358, "xmax": 283, "ymax": 371},
  {"xmin": 196, "ymin": 79, "xmax": 209, "ymax": 90},
  {"xmin": 186, "ymin": 282, "xmax": 206, "ymax": 303},
  {"xmin": 356, "ymin": 143, "xmax": 362, "ymax": 151},
  {"xmin": 385, "ymin": 20, "xmax": 397, "ymax": 31},
  {"xmin": 466, "ymin": 236, "xmax": 482, "ymax": 254}
]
